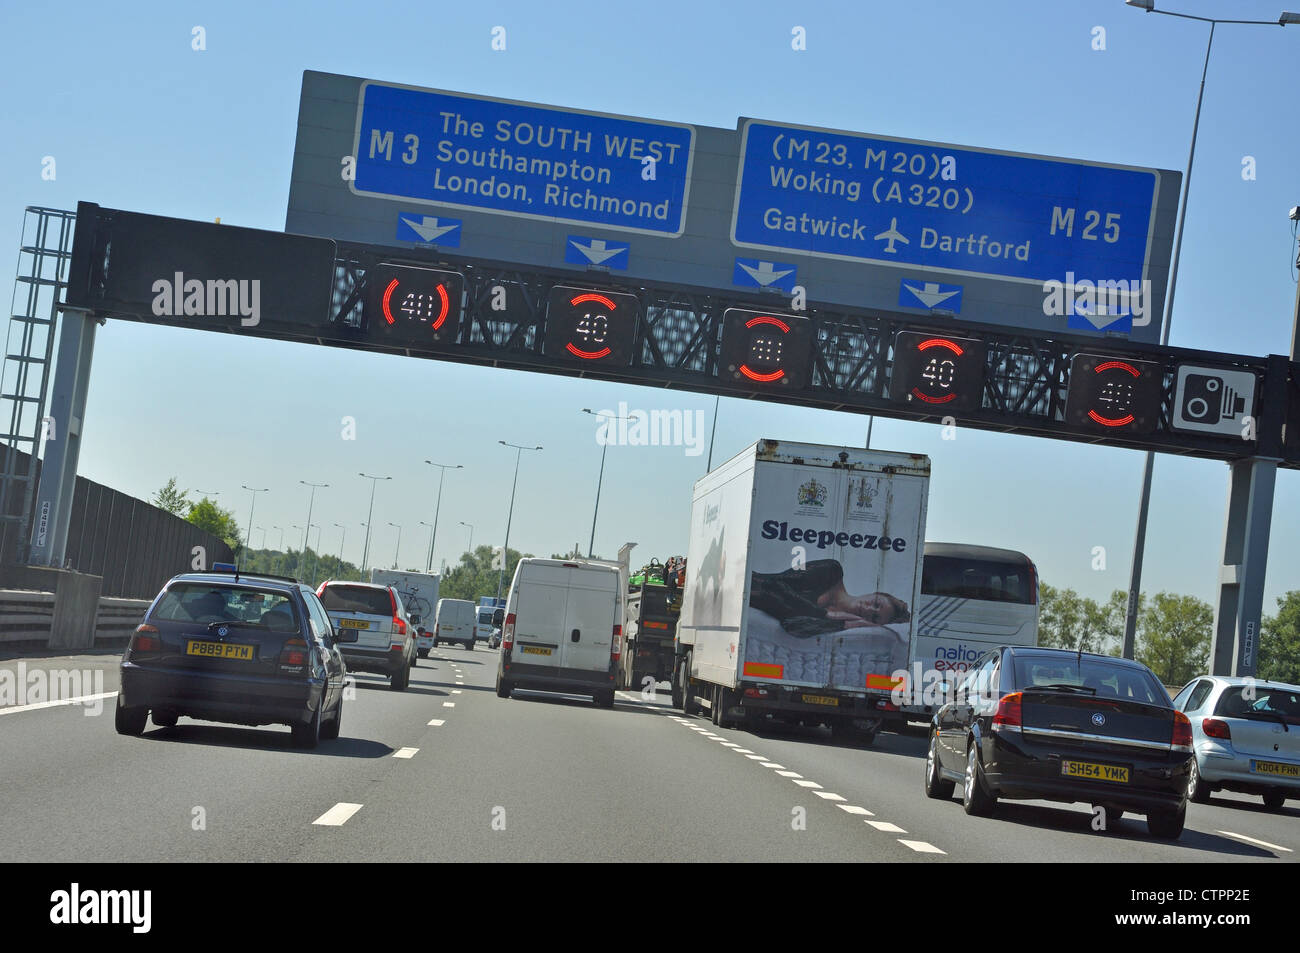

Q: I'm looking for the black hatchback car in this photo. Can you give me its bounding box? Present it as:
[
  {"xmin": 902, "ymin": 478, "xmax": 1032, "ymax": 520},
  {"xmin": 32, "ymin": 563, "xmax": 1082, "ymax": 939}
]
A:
[
  {"xmin": 924, "ymin": 645, "xmax": 1194, "ymax": 838},
  {"xmin": 116, "ymin": 567, "xmax": 354, "ymax": 748}
]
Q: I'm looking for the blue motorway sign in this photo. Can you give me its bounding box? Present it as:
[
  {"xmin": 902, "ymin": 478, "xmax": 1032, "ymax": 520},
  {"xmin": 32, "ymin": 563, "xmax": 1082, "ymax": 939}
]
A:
[
  {"xmin": 732, "ymin": 120, "xmax": 1163, "ymax": 288},
  {"xmin": 352, "ymin": 83, "xmax": 695, "ymax": 237}
]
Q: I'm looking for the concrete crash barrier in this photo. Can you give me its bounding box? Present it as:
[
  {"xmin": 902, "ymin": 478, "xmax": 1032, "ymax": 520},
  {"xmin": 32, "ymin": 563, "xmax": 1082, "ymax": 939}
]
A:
[{"xmin": 0, "ymin": 589, "xmax": 149, "ymax": 649}]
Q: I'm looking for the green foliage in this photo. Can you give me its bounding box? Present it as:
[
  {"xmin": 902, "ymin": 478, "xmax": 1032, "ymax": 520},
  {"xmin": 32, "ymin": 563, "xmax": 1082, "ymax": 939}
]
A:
[
  {"xmin": 152, "ymin": 477, "xmax": 190, "ymax": 516},
  {"xmin": 440, "ymin": 544, "xmax": 530, "ymax": 601},
  {"xmin": 186, "ymin": 497, "xmax": 242, "ymax": 552},
  {"xmin": 1136, "ymin": 592, "xmax": 1212, "ymax": 686},
  {"xmin": 234, "ymin": 546, "xmax": 365, "ymax": 587},
  {"xmin": 1259, "ymin": 591, "xmax": 1300, "ymax": 684},
  {"xmin": 1038, "ymin": 583, "xmax": 1130, "ymax": 655}
]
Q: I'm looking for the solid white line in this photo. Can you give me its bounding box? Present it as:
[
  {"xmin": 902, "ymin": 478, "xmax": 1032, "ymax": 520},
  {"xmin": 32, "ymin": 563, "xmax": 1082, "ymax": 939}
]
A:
[
  {"xmin": 837, "ymin": 804, "xmax": 874, "ymax": 816},
  {"xmin": 899, "ymin": 840, "xmax": 945, "ymax": 854},
  {"xmin": 313, "ymin": 803, "xmax": 362, "ymax": 826},
  {"xmin": 393, "ymin": 747, "xmax": 419, "ymax": 759},
  {"xmin": 814, "ymin": 791, "xmax": 846, "ymax": 801},
  {"xmin": 427, "ymin": 719, "xmax": 446, "ymax": 726},
  {"xmin": 759, "ymin": 762, "xmax": 785, "ymax": 769},
  {"xmin": 1216, "ymin": 831, "xmax": 1293, "ymax": 853},
  {"xmin": 0, "ymin": 690, "xmax": 118, "ymax": 716},
  {"xmin": 867, "ymin": 820, "xmax": 907, "ymax": 833},
  {"xmin": 443, "ymin": 702, "xmax": 455, "ymax": 707},
  {"xmin": 793, "ymin": 779, "xmax": 822, "ymax": 789},
  {"xmin": 777, "ymin": 771, "xmax": 802, "ymax": 778}
]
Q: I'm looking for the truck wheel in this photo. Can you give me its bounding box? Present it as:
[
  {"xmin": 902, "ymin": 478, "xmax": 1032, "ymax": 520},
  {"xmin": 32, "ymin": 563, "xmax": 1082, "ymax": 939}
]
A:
[
  {"xmin": 670, "ymin": 671, "xmax": 683, "ymax": 709},
  {"xmin": 495, "ymin": 673, "xmax": 513, "ymax": 698},
  {"xmin": 417, "ymin": 648, "xmax": 429, "ymax": 659},
  {"xmin": 681, "ymin": 658, "xmax": 699, "ymax": 716},
  {"xmin": 711, "ymin": 685, "xmax": 722, "ymax": 726}
]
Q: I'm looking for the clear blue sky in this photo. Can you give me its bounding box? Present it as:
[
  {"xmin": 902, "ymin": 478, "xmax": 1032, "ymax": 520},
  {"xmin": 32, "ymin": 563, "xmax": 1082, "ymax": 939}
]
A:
[{"xmin": 2, "ymin": 0, "xmax": 1297, "ymax": 613}]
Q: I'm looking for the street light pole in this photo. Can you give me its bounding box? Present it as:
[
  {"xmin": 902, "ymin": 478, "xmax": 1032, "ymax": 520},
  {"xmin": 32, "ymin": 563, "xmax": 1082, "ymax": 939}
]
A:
[
  {"xmin": 1119, "ymin": 3, "xmax": 1295, "ymax": 659},
  {"xmin": 388, "ymin": 522, "xmax": 402, "ymax": 570},
  {"xmin": 581, "ymin": 408, "xmax": 632, "ymax": 559},
  {"xmin": 358, "ymin": 473, "xmax": 391, "ymax": 576},
  {"xmin": 424, "ymin": 460, "xmax": 463, "ymax": 574},
  {"xmin": 496, "ymin": 441, "xmax": 542, "ymax": 598},
  {"xmin": 299, "ymin": 480, "xmax": 329, "ymax": 561},
  {"xmin": 459, "ymin": 521, "xmax": 474, "ymax": 557},
  {"xmin": 334, "ymin": 523, "xmax": 346, "ymax": 578},
  {"xmin": 240, "ymin": 485, "xmax": 267, "ymax": 557}
]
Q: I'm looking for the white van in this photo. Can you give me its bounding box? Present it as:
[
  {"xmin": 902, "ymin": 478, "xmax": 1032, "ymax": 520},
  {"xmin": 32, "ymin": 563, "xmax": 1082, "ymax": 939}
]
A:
[
  {"xmin": 434, "ymin": 598, "xmax": 478, "ymax": 651},
  {"xmin": 495, "ymin": 558, "xmax": 623, "ymax": 708}
]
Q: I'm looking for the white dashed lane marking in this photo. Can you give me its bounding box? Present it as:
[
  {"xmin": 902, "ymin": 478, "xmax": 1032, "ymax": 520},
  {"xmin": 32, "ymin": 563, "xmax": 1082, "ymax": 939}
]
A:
[
  {"xmin": 837, "ymin": 804, "xmax": 874, "ymax": 817},
  {"xmin": 393, "ymin": 747, "xmax": 419, "ymax": 759},
  {"xmin": 313, "ymin": 803, "xmax": 362, "ymax": 826},
  {"xmin": 899, "ymin": 840, "xmax": 946, "ymax": 854},
  {"xmin": 442, "ymin": 702, "xmax": 455, "ymax": 708},
  {"xmin": 452, "ymin": 690, "xmax": 462, "ymax": 694},
  {"xmin": 867, "ymin": 821, "xmax": 907, "ymax": 833},
  {"xmin": 776, "ymin": 771, "xmax": 802, "ymax": 778},
  {"xmin": 759, "ymin": 762, "xmax": 784, "ymax": 769},
  {"xmin": 1217, "ymin": 831, "xmax": 1292, "ymax": 853},
  {"xmin": 1, "ymin": 691, "xmax": 118, "ymax": 716},
  {"xmin": 793, "ymin": 779, "xmax": 822, "ymax": 789},
  {"xmin": 427, "ymin": 719, "xmax": 445, "ymax": 726},
  {"xmin": 814, "ymin": 792, "xmax": 846, "ymax": 801}
]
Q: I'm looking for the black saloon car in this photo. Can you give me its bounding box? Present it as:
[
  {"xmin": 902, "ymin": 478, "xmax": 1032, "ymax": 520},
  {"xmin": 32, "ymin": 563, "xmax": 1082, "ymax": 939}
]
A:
[
  {"xmin": 116, "ymin": 567, "xmax": 353, "ymax": 748},
  {"xmin": 924, "ymin": 645, "xmax": 1194, "ymax": 838}
]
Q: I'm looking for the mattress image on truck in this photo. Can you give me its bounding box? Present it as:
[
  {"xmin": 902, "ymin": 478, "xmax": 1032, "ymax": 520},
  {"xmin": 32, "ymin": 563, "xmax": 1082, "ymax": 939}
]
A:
[{"xmin": 744, "ymin": 608, "xmax": 909, "ymax": 687}]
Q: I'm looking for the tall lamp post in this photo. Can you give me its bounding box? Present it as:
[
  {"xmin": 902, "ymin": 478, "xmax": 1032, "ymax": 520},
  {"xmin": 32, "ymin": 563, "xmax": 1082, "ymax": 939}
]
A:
[
  {"xmin": 497, "ymin": 441, "xmax": 542, "ymax": 598},
  {"xmin": 358, "ymin": 473, "xmax": 391, "ymax": 575},
  {"xmin": 388, "ymin": 521, "xmax": 403, "ymax": 570},
  {"xmin": 581, "ymin": 408, "xmax": 631, "ymax": 558},
  {"xmin": 459, "ymin": 521, "xmax": 474, "ymax": 558},
  {"xmin": 299, "ymin": 480, "xmax": 329, "ymax": 562},
  {"xmin": 423, "ymin": 460, "xmax": 463, "ymax": 573},
  {"xmin": 333, "ymin": 523, "xmax": 347, "ymax": 578},
  {"xmin": 1120, "ymin": 1, "xmax": 1297, "ymax": 659},
  {"xmin": 240, "ymin": 485, "xmax": 268, "ymax": 556}
]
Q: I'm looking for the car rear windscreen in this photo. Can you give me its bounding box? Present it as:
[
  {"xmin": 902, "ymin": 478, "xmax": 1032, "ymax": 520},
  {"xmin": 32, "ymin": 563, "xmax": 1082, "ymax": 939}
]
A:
[
  {"xmin": 152, "ymin": 583, "xmax": 299, "ymax": 628},
  {"xmin": 320, "ymin": 585, "xmax": 393, "ymax": 616},
  {"xmin": 1014, "ymin": 656, "xmax": 1169, "ymax": 706},
  {"xmin": 922, "ymin": 555, "xmax": 1035, "ymax": 604},
  {"xmin": 1214, "ymin": 686, "xmax": 1300, "ymax": 726}
]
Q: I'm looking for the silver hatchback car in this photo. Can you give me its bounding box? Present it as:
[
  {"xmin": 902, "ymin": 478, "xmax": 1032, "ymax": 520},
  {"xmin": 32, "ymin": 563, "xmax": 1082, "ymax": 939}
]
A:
[{"xmin": 1172, "ymin": 676, "xmax": 1300, "ymax": 811}]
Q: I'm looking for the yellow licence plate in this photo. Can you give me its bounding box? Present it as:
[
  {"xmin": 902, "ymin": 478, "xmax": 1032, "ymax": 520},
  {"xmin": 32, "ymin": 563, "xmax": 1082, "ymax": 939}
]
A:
[
  {"xmin": 338, "ymin": 619, "xmax": 370, "ymax": 629},
  {"xmin": 186, "ymin": 640, "xmax": 254, "ymax": 661},
  {"xmin": 801, "ymin": 694, "xmax": 839, "ymax": 707},
  {"xmin": 521, "ymin": 646, "xmax": 553, "ymax": 656},
  {"xmin": 1061, "ymin": 760, "xmax": 1129, "ymax": 783},
  {"xmin": 1251, "ymin": 760, "xmax": 1300, "ymax": 777}
]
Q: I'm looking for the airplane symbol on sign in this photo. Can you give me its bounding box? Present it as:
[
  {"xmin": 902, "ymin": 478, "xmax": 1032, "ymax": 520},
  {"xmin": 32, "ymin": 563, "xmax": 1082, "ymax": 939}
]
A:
[{"xmin": 874, "ymin": 218, "xmax": 910, "ymax": 254}]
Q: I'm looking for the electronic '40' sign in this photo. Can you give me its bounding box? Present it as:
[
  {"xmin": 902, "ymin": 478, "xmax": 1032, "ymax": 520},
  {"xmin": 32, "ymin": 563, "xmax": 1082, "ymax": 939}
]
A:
[{"xmin": 544, "ymin": 286, "xmax": 640, "ymax": 365}]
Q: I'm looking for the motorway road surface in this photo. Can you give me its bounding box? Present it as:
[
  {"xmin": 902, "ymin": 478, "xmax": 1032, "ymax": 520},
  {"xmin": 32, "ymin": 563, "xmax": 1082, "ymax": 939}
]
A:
[{"xmin": 1, "ymin": 649, "xmax": 1296, "ymax": 863}]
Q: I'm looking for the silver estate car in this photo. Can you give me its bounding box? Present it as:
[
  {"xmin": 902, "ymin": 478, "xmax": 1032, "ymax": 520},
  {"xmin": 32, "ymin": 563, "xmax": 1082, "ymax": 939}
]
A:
[{"xmin": 1172, "ymin": 676, "xmax": 1300, "ymax": 811}]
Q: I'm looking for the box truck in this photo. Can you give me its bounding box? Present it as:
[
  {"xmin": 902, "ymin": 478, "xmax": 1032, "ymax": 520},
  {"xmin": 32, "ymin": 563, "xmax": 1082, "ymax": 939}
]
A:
[
  {"xmin": 674, "ymin": 439, "xmax": 930, "ymax": 743},
  {"xmin": 370, "ymin": 569, "xmax": 440, "ymax": 657}
]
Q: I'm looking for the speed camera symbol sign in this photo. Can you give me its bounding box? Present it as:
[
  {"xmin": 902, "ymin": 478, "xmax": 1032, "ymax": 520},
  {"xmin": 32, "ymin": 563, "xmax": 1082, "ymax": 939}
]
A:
[{"xmin": 1171, "ymin": 365, "xmax": 1257, "ymax": 436}]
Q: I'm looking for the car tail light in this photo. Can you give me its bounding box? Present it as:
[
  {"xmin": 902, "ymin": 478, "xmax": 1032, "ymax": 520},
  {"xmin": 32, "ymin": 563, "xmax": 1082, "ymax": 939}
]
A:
[
  {"xmin": 503, "ymin": 613, "xmax": 516, "ymax": 651},
  {"xmin": 744, "ymin": 686, "xmax": 771, "ymax": 699},
  {"xmin": 279, "ymin": 637, "xmax": 309, "ymax": 674},
  {"xmin": 611, "ymin": 624, "xmax": 622, "ymax": 661},
  {"xmin": 128, "ymin": 624, "xmax": 162, "ymax": 660},
  {"xmin": 1171, "ymin": 710, "xmax": 1194, "ymax": 751},
  {"xmin": 992, "ymin": 691, "xmax": 1023, "ymax": 729},
  {"xmin": 1201, "ymin": 716, "xmax": 1230, "ymax": 742}
]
